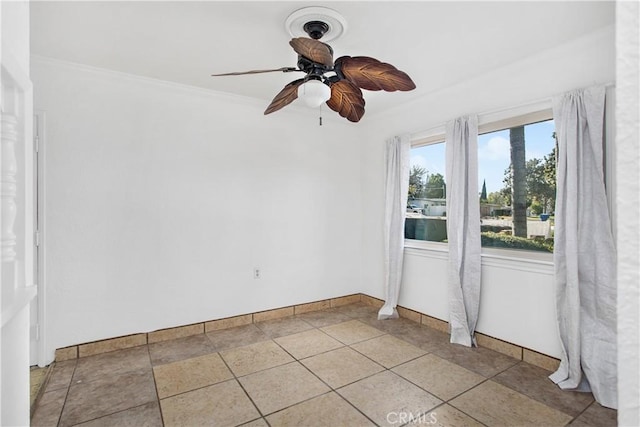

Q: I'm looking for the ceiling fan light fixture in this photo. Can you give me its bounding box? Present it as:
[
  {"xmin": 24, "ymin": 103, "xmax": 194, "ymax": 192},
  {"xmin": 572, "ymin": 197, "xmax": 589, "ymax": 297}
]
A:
[{"xmin": 298, "ymin": 79, "xmax": 331, "ymax": 108}]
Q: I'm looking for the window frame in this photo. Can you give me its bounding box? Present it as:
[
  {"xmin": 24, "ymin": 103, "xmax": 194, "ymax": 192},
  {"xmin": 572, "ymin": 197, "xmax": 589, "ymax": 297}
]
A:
[
  {"xmin": 406, "ymin": 137, "xmax": 448, "ymax": 249},
  {"xmin": 405, "ymin": 102, "xmax": 556, "ymax": 263}
]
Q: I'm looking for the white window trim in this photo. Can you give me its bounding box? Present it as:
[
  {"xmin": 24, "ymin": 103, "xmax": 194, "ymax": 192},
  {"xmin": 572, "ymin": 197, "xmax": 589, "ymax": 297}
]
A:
[
  {"xmin": 405, "ymin": 100, "xmax": 556, "ymax": 263},
  {"xmin": 405, "ymin": 86, "xmax": 615, "ymax": 270}
]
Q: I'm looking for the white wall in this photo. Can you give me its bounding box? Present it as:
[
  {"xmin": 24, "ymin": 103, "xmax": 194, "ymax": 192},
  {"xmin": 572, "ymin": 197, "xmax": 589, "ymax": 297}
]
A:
[
  {"xmin": 32, "ymin": 57, "xmax": 363, "ymax": 357},
  {"xmin": 359, "ymin": 25, "xmax": 615, "ymax": 357}
]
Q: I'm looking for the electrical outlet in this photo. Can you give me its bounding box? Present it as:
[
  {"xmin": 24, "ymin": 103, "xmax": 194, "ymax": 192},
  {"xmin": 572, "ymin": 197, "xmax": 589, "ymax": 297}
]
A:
[{"xmin": 253, "ymin": 268, "xmax": 260, "ymax": 279}]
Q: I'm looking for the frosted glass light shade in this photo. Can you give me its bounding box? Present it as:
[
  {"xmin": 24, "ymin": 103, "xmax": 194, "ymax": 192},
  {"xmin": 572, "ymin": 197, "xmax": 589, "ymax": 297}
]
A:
[{"xmin": 298, "ymin": 80, "xmax": 331, "ymax": 108}]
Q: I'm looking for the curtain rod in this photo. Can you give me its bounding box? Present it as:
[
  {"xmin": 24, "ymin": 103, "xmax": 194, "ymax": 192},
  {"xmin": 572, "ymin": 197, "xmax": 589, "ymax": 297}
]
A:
[{"xmin": 409, "ymin": 82, "xmax": 616, "ymax": 143}]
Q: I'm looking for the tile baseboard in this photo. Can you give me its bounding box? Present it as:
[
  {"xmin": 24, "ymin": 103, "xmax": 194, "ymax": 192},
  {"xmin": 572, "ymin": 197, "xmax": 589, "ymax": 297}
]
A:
[
  {"xmin": 54, "ymin": 293, "xmax": 560, "ymax": 372},
  {"xmin": 396, "ymin": 304, "xmax": 560, "ymax": 372},
  {"xmin": 54, "ymin": 293, "xmax": 362, "ymax": 361}
]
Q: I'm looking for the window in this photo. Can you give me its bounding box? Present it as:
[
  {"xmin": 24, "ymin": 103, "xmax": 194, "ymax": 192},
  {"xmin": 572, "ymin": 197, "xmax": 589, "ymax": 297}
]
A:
[
  {"xmin": 478, "ymin": 119, "xmax": 556, "ymax": 253},
  {"xmin": 404, "ymin": 112, "xmax": 557, "ymax": 255},
  {"xmin": 405, "ymin": 141, "xmax": 447, "ymax": 243}
]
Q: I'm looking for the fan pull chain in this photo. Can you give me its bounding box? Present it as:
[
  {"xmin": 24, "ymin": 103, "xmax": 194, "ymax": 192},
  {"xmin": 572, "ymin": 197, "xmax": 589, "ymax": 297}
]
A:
[{"xmin": 319, "ymin": 104, "xmax": 323, "ymax": 126}]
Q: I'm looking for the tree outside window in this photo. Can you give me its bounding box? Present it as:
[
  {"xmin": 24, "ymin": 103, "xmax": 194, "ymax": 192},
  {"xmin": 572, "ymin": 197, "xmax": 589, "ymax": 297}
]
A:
[
  {"xmin": 478, "ymin": 119, "xmax": 556, "ymax": 252},
  {"xmin": 405, "ymin": 119, "xmax": 556, "ymax": 253}
]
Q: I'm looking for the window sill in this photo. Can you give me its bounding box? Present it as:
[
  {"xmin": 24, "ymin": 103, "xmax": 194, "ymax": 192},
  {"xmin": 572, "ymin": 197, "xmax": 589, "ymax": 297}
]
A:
[
  {"xmin": 404, "ymin": 239, "xmax": 448, "ymax": 252},
  {"xmin": 404, "ymin": 239, "xmax": 554, "ymax": 268},
  {"xmin": 480, "ymin": 246, "xmax": 553, "ymax": 265}
]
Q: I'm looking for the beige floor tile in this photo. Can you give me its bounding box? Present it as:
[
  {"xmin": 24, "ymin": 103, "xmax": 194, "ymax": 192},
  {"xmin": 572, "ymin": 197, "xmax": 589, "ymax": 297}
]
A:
[
  {"xmin": 352, "ymin": 334, "xmax": 426, "ymax": 368},
  {"xmin": 72, "ymin": 346, "xmax": 151, "ymax": 383},
  {"xmin": 301, "ymin": 347, "xmax": 384, "ymax": 388},
  {"xmin": 338, "ymin": 371, "xmax": 442, "ymax": 427},
  {"xmin": 41, "ymin": 303, "xmax": 608, "ymax": 427},
  {"xmin": 239, "ymin": 361, "xmax": 330, "ymax": 415},
  {"xmin": 31, "ymin": 388, "xmax": 67, "ymax": 427},
  {"xmin": 430, "ymin": 343, "xmax": 519, "ymax": 378},
  {"xmin": 392, "ymin": 354, "xmax": 485, "ymax": 400},
  {"xmin": 332, "ymin": 303, "xmax": 379, "ymax": 319},
  {"xmin": 493, "ymin": 362, "xmax": 594, "ymax": 417},
  {"xmin": 160, "ymin": 379, "xmax": 260, "ymax": 427},
  {"xmin": 148, "ymin": 334, "xmax": 216, "ymax": 366},
  {"xmin": 274, "ymin": 328, "xmax": 343, "ymax": 359},
  {"xmin": 407, "ymin": 404, "xmax": 484, "ymax": 427},
  {"xmin": 449, "ymin": 380, "xmax": 573, "ymax": 427},
  {"xmin": 45, "ymin": 360, "xmax": 77, "ymax": 392},
  {"xmin": 569, "ymin": 401, "xmax": 618, "ymax": 427},
  {"xmin": 153, "ymin": 352, "xmax": 233, "ymax": 398},
  {"xmin": 295, "ymin": 309, "xmax": 353, "ymax": 328},
  {"xmin": 238, "ymin": 418, "xmax": 269, "ymax": 427},
  {"xmin": 266, "ymin": 392, "xmax": 375, "ymax": 427},
  {"xmin": 30, "ymin": 366, "xmax": 51, "ymax": 406},
  {"xmin": 206, "ymin": 323, "xmax": 270, "ymax": 351},
  {"xmin": 220, "ymin": 340, "xmax": 294, "ymax": 377},
  {"xmin": 361, "ymin": 316, "xmax": 427, "ymax": 336},
  {"xmin": 321, "ymin": 320, "xmax": 385, "ymax": 345},
  {"xmin": 254, "ymin": 316, "xmax": 314, "ymax": 338},
  {"xmin": 73, "ymin": 401, "xmax": 163, "ymax": 427},
  {"xmin": 389, "ymin": 322, "xmax": 451, "ymax": 352},
  {"xmin": 30, "ymin": 366, "xmax": 48, "ymax": 382},
  {"xmin": 59, "ymin": 369, "xmax": 157, "ymax": 427}
]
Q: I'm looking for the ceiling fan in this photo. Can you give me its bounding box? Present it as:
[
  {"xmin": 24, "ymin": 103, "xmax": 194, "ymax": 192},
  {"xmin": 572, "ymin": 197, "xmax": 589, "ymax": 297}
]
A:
[{"xmin": 211, "ymin": 20, "xmax": 416, "ymax": 123}]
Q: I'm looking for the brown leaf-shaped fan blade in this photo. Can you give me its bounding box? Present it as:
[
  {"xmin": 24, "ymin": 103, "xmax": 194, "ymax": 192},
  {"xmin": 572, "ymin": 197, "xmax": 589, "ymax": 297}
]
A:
[
  {"xmin": 212, "ymin": 67, "xmax": 298, "ymax": 76},
  {"xmin": 326, "ymin": 80, "xmax": 365, "ymax": 123},
  {"xmin": 289, "ymin": 37, "xmax": 333, "ymax": 67},
  {"xmin": 264, "ymin": 79, "xmax": 304, "ymax": 115},
  {"xmin": 335, "ymin": 56, "xmax": 416, "ymax": 92}
]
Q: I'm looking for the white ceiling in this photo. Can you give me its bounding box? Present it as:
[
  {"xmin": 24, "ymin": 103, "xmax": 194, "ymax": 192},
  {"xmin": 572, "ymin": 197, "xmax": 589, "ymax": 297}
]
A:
[{"xmin": 30, "ymin": 1, "xmax": 615, "ymax": 117}]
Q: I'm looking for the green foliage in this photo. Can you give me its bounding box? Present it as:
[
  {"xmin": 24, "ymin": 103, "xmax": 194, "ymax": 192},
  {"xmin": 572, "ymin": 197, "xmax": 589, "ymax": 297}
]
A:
[
  {"xmin": 480, "ymin": 180, "xmax": 487, "ymax": 201},
  {"xmin": 500, "ymin": 139, "xmax": 557, "ymax": 213},
  {"xmin": 409, "ymin": 165, "xmax": 427, "ymax": 199},
  {"xmin": 425, "ymin": 173, "xmax": 446, "ymax": 198},
  {"xmin": 481, "ymin": 225, "xmax": 512, "ymax": 233},
  {"xmin": 409, "ymin": 167, "xmax": 447, "ymax": 199},
  {"xmin": 530, "ymin": 199, "xmax": 544, "ymax": 216},
  {"xmin": 481, "ymin": 232, "xmax": 554, "ymax": 252},
  {"xmin": 486, "ymin": 191, "xmax": 508, "ymax": 206}
]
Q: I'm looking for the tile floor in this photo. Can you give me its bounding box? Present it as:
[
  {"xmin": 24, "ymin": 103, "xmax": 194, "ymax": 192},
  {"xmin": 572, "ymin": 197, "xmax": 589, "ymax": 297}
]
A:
[
  {"xmin": 31, "ymin": 303, "xmax": 617, "ymax": 426},
  {"xmin": 30, "ymin": 366, "xmax": 50, "ymax": 409}
]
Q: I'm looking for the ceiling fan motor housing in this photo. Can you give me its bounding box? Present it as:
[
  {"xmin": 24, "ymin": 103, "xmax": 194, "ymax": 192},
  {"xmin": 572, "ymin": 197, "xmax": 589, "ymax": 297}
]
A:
[
  {"xmin": 296, "ymin": 52, "xmax": 333, "ymax": 79},
  {"xmin": 303, "ymin": 21, "xmax": 329, "ymax": 39}
]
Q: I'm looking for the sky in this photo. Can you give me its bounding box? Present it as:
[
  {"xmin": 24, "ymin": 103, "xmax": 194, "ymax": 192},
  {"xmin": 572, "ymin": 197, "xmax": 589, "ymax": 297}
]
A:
[{"xmin": 410, "ymin": 119, "xmax": 556, "ymax": 195}]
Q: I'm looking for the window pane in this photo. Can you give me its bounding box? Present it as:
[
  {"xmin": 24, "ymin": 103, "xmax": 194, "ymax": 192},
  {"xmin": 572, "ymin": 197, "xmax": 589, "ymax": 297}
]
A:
[
  {"xmin": 406, "ymin": 142, "xmax": 447, "ymax": 242},
  {"xmin": 478, "ymin": 119, "xmax": 556, "ymax": 252}
]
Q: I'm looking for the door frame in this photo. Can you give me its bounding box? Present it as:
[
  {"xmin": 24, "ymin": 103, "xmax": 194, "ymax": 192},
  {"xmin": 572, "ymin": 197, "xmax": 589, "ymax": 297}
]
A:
[{"xmin": 33, "ymin": 110, "xmax": 51, "ymax": 366}]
